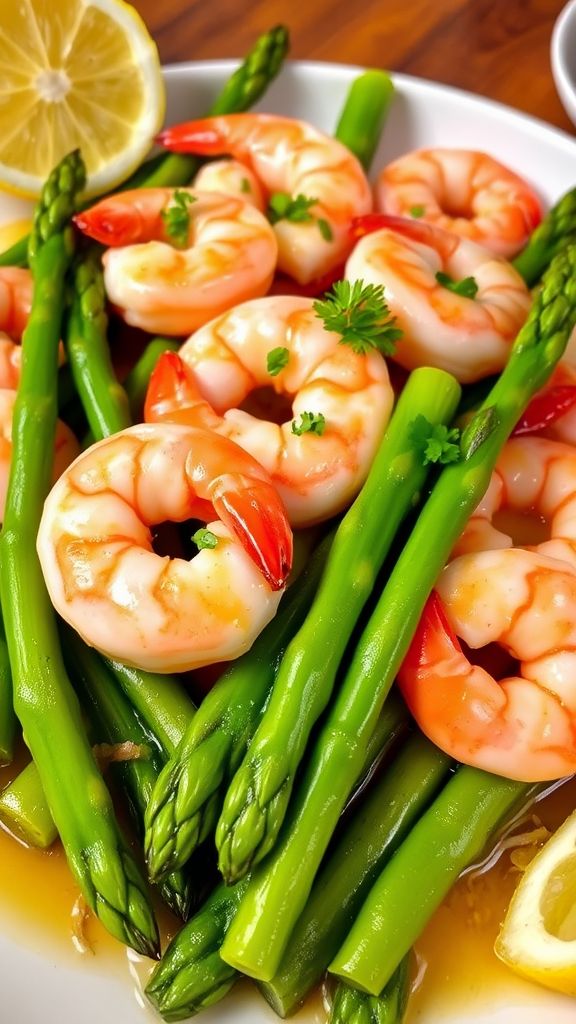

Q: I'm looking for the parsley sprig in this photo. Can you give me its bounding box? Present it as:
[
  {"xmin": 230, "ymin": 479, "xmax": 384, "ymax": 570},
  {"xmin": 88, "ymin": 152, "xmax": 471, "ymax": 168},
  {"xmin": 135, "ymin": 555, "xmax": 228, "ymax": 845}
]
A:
[
  {"xmin": 411, "ymin": 415, "xmax": 461, "ymax": 466},
  {"xmin": 161, "ymin": 190, "xmax": 196, "ymax": 248},
  {"xmin": 267, "ymin": 347, "xmax": 290, "ymax": 376},
  {"xmin": 267, "ymin": 191, "xmax": 333, "ymax": 242},
  {"xmin": 436, "ymin": 271, "xmax": 479, "ymax": 299},
  {"xmin": 192, "ymin": 528, "xmax": 219, "ymax": 550},
  {"xmin": 313, "ymin": 279, "xmax": 402, "ymax": 356},
  {"xmin": 291, "ymin": 411, "xmax": 326, "ymax": 437}
]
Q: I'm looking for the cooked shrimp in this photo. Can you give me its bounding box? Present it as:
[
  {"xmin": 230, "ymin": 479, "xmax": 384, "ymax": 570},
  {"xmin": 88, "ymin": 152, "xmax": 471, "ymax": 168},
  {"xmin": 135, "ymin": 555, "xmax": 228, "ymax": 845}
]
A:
[
  {"xmin": 37, "ymin": 424, "xmax": 293, "ymax": 673},
  {"xmin": 144, "ymin": 296, "xmax": 393, "ymax": 526},
  {"xmin": 0, "ymin": 389, "xmax": 79, "ymax": 520},
  {"xmin": 376, "ymin": 148, "xmax": 542, "ymax": 258},
  {"xmin": 513, "ymin": 361, "xmax": 576, "ymax": 445},
  {"xmin": 346, "ymin": 215, "xmax": 531, "ymax": 382},
  {"xmin": 74, "ymin": 188, "xmax": 278, "ymax": 336},
  {"xmin": 398, "ymin": 435, "xmax": 576, "ymax": 781},
  {"xmin": 192, "ymin": 159, "xmax": 265, "ymax": 211},
  {"xmin": 0, "ymin": 267, "xmax": 33, "ymax": 387},
  {"xmin": 157, "ymin": 114, "xmax": 372, "ymax": 284}
]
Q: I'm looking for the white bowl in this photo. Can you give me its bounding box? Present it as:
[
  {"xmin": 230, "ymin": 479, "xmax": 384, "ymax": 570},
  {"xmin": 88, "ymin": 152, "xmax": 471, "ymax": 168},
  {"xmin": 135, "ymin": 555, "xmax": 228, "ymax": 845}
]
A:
[
  {"xmin": 551, "ymin": 0, "xmax": 576, "ymax": 126},
  {"xmin": 2, "ymin": 60, "xmax": 576, "ymax": 1024}
]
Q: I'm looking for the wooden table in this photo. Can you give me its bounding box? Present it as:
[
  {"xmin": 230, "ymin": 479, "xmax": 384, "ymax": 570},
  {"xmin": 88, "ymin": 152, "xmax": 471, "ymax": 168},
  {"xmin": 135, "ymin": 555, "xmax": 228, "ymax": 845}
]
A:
[{"xmin": 132, "ymin": 0, "xmax": 573, "ymax": 133}]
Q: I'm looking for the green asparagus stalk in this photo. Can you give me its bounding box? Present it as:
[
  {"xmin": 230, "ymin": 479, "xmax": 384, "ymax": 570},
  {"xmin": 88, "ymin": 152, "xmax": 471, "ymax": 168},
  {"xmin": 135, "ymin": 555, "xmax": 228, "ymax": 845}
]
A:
[
  {"xmin": 64, "ymin": 246, "xmax": 131, "ymax": 438},
  {"xmin": 0, "ymin": 759, "xmax": 57, "ymax": 847},
  {"xmin": 330, "ymin": 956, "xmax": 411, "ymax": 1024},
  {"xmin": 145, "ymin": 530, "xmax": 335, "ymax": 882},
  {"xmin": 0, "ymin": 27, "xmax": 290, "ymax": 271},
  {"xmin": 334, "ymin": 70, "xmax": 394, "ymax": 171},
  {"xmin": 123, "ymin": 337, "xmax": 181, "ymax": 421},
  {"xmin": 0, "ymin": 151, "xmax": 159, "ymax": 958},
  {"xmin": 330, "ymin": 771, "xmax": 535, "ymax": 994},
  {"xmin": 145, "ymin": 878, "xmax": 248, "ymax": 1021},
  {"xmin": 216, "ymin": 367, "xmax": 461, "ymax": 884},
  {"xmin": 513, "ymin": 187, "xmax": 576, "ymax": 286},
  {"xmin": 0, "ymin": 607, "xmax": 14, "ymax": 765},
  {"xmin": 63, "ymin": 631, "xmax": 193, "ymax": 920},
  {"xmin": 259, "ymin": 732, "xmax": 450, "ymax": 1017},
  {"xmin": 144, "ymin": 698, "xmax": 409, "ymax": 1021},
  {"xmin": 219, "ymin": 245, "xmax": 576, "ymax": 980}
]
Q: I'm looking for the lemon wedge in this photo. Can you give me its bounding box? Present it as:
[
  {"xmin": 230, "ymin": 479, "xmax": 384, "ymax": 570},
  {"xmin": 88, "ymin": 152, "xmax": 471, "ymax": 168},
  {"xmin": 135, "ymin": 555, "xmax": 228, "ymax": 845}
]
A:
[
  {"xmin": 0, "ymin": 0, "xmax": 165, "ymax": 199},
  {"xmin": 496, "ymin": 807, "xmax": 576, "ymax": 995}
]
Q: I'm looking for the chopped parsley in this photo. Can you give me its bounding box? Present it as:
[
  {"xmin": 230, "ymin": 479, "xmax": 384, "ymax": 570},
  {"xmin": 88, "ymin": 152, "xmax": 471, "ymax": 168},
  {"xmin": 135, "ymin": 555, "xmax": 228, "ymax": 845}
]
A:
[
  {"xmin": 192, "ymin": 528, "xmax": 219, "ymax": 550},
  {"xmin": 436, "ymin": 270, "xmax": 479, "ymax": 299},
  {"xmin": 267, "ymin": 346, "xmax": 290, "ymax": 376},
  {"xmin": 161, "ymin": 190, "xmax": 196, "ymax": 248},
  {"xmin": 313, "ymin": 279, "xmax": 402, "ymax": 356},
  {"xmin": 291, "ymin": 411, "xmax": 326, "ymax": 437}
]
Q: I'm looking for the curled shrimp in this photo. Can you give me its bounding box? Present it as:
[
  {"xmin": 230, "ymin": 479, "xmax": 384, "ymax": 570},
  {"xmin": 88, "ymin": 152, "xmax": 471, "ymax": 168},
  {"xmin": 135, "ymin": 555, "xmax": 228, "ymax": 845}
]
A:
[
  {"xmin": 144, "ymin": 295, "xmax": 393, "ymax": 526},
  {"xmin": 398, "ymin": 436, "xmax": 576, "ymax": 782},
  {"xmin": 74, "ymin": 188, "xmax": 278, "ymax": 336},
  {"xmin": 375, "ymin": 148, "xmax": 542, "ymax": 258},
  {"xmin": 37, "ymin": 424, "xmax": 293, "ymax": 673},
  {"xmin": 157, "ymin": 114, "xmax": 372, "ymax": 284},
  {"xmin": 192, "ymin": 159, "xmax": 266, "ymax": 211},
  {"xmin": 0, "ymin": 389, "xmax": 79, "ymax": 520},
  {"xmin": 346, "ymin": 215, "xmax": 531, "ymax": 382},
  {"xmin": 0, "ymin": 267, "xmax": 33, "ymax": 387}
]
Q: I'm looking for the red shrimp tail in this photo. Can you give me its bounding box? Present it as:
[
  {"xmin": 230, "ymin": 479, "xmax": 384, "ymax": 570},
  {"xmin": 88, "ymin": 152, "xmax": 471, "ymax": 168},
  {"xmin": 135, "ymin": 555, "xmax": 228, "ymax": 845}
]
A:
[
  {"xmin": 213, "ymin": 476, "xmax": 293, "ymax": 591},
  {"xmin": 156, "ymin": 119, "xmax": 227, "ymax": 155},
  {"xmin": 513, "ymin": 385, "xmax": 576, "ymax": 436},
  {"xmin": 73, "ymin": 203, "xmax": 142, "ymax": 246},
  {"xmin": 145, "ymin": 351, "xmax": 207, "ymax": 424},
  {"xmin": 398, "ymin": 591, "xmax": 462, "ymax": 686}
]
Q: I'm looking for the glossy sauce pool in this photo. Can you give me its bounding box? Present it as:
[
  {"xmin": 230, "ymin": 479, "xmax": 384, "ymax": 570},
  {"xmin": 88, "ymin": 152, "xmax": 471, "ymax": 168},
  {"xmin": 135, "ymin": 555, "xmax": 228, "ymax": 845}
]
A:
[{"xmin": 1, "ymin": 754, "xmax": 575, "ymax": 1023}]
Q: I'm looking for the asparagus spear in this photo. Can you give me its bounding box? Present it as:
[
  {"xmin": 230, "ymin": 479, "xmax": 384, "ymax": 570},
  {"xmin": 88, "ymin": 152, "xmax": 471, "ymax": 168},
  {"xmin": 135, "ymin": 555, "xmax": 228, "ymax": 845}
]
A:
[
  {"xmin": 513, "ymin": 187, "xmax": 576, "ymax": 286},
  {"xmin": 330, "ymin": 770, "xmax": 535, "ymax": 995},
  {"xmin": 65, "ymin": 245, "xmax": 131, "ymax": 438},
  {"xmin": 330, "ymin": 956, "xmax": 411, "ymax": 1024},
  {"xmin": 216, "ymin": 367, "xmax": 461, "ymax": 884},
  {"xmin": 145, "ymin": 529, "xmax": 335, "ymax": 882},
  {"xmin": 334, "ymin": 70, "xmax": 394, "ymax": 171},
  {"xmin": 144, "ymin": 699, "xmax": 408, "ymax": 1021},
  {"xmin": 64, "ymin": 631, "xmax": 194, "ymax": 920},
  {"xmin": 0, "ymin": 151, "xmax": 159, "ymax": 958},
  {"xmin": 0, "ymin": 607, "xmax": 14, "ymax": 765},
  {"xmin": 145, "ymin": 878, "xmax": 248, "ymax": 1020},
  {"xmin": 259, "ymin": 732, "xmax": 450, "ymax": 1017},
  {"xmin": 0, "ymin": 26, "xmax": 290, "ymax": 271},
  {"xmin": 219, "ymin": 245, "xmax": 576, "ymax": 980},
  {"xmin": 123, "ymin": 338, "xmax": 181, "ymax": 421}
]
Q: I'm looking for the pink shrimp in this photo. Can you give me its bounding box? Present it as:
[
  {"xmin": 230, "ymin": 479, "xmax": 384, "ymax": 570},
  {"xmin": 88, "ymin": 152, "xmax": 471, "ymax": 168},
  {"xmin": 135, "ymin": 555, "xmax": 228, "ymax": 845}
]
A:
[
  {"xmin": 398, "ymin": 435, "xmax": 576, "ymax": 781},
  {"xmin": 376, "ymin": 148, "xmax": 542, "ymax": 258},
  {"xmin": 37, "ymin": 424, "xmax": 293, "ymax": 673},
  {"xmin": 156, "ymin": 114, "xmax": 373, "ymax": 284},
  {"xmin": 346, "ymin": 214, "xmax": 531, "ymax": 382},
  {"xmin": 143, "ymin": 295, "xmax": 393, "ymax": 526},
  {"xmin": 0, "ymin": 267, "xmax": 33, "ymax": 387},
  {"xmin": 74, "ymin": 188, "xmax": 278, "ymax": 336}
]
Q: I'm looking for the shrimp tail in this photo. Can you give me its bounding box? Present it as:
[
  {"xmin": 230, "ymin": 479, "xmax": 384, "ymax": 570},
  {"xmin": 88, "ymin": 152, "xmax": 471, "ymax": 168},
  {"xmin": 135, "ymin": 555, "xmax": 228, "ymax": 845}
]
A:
[
  {"xmin": 210, "ymin": 473, "xmax": 293, "ymax": 591},
  {"xmin": 156, "ymin": 119, "xmax": 228, "ymax": 155},
  {"xmin": 74, "ymin": 201, "xmax": 145, "ymax": 247},
  {"xmin": 145, "ymin": 351, "xmax": 209, "ymax": 425},
  {"xmin": 399, "ymin": 590, "xmax": 461, "ymax": 683}
]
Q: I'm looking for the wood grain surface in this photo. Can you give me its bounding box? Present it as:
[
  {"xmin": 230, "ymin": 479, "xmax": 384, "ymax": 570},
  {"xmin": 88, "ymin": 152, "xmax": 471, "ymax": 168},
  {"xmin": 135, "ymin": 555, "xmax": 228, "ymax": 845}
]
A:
[{"xmin": 131, "ymin": 0, "xmax": 574, "ymax": 132}]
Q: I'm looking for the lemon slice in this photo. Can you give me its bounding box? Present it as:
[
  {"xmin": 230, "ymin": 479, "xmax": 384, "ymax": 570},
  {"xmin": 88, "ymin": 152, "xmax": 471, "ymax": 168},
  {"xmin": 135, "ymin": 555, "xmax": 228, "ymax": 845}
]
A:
[
  {"xmin": 0, "ymin": 0, "xmax": 165, "ymax": 198},
  {"xmin": 495, "ymin": 808, "xmax": 576, "ymax": 995}
]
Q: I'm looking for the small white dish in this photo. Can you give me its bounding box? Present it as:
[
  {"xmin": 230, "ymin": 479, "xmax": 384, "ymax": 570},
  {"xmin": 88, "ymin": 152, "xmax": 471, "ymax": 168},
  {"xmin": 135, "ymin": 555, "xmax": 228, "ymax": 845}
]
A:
[{"xmin": 551, "ymin": 0, "xmax": 576, "ymax": 126}]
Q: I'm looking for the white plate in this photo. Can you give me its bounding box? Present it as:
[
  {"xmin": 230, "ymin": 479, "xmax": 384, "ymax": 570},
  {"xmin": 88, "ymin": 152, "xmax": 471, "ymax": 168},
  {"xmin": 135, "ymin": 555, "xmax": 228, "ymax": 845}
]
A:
[{"xmin": 2, "ymin": 59, "xmax": 576, "ymax": 1024}]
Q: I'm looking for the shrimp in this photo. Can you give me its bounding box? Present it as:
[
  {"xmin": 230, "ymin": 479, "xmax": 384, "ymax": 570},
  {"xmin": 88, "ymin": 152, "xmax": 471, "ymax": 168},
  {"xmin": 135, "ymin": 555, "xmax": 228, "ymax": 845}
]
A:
[
  {"xmin": 0, "ymin": 389, "xmax": 79, "ymax": 520},
  {"xmin": 346, "ymin": 215, "xmax": 531, "ymax": 383},
  {"xmin": 36, "ymin": 423, "xmax": 293, "ymax": 673},
  {"xmin": 192, "ymin": 159, "xmax": 265, "ymax": 211},
  {"xmin": 74, "ymin": 188, "xmax": 278, "ymax": 336},
  {"xmin": 143, "ymin": 296, "xmax": 393, "ymax": 526},
  {"xmin": 398, "ymin": 435, "xmax": 576, "ymax": 782},
  {"xmin": 375, "ymin": 148, "xmax": 542, "ymax": 258},
  {"xmin": 157, "ymin": 114, "xmax": 373, "ymax": 284},
  {"xmin": 0, "ymin": 266, "xmax": 33, "ymax": 387}
]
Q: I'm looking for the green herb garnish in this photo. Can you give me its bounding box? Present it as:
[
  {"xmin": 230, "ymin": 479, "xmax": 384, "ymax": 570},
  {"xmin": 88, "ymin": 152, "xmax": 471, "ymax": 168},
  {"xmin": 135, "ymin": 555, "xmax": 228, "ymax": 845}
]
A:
[
  {"xmin": 161, "ymin": 190, "xmax": 196, "ymax": 248},
  {"xmin": 267, "ymin": 347, "xmax": 290, "ymax": 376},
  {"xmin": 291, "ymin": 411, "xmax": 326, "ymax": 437},
  {"xmin": 411, "ymin": 415, "xmax": 461, "ymax": 466},
  {"xmin": 192, "ymin": 528, "xmax": 219, "ymax": 550},
  {"xmin": 267, "ymin": 192, "xmax": 333, "ymax": 241},
  {"xmin": 436, "ymin": 271, "xmax": 479, "ymax": 299},
  {"xmin": 313, "ymin": 279, "xmax": 402, "ymax": 355}
]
